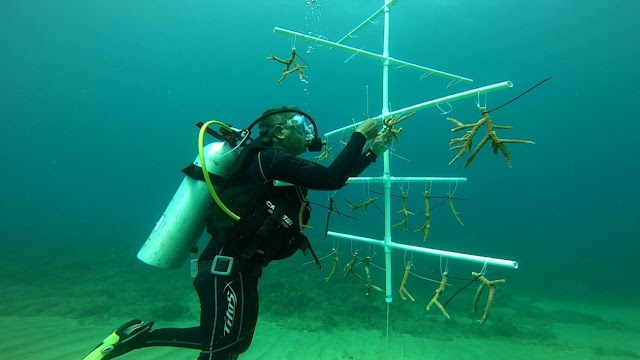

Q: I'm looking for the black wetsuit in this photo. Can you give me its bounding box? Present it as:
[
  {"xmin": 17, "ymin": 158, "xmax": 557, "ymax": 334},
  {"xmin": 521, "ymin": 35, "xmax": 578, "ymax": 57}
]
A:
[{"xmin": 131, "ymin": 132, "xmax": 376, "ymax": 359}]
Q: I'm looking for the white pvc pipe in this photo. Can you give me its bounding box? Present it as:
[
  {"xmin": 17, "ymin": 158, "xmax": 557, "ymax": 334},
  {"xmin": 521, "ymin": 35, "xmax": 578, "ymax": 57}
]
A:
[
  {"xmin": 273, "ymin": 27, "xmax": 472, "ymax": 84},
  {"xmin": 346, "ymin": 176, "xmax": 467, "ymax": 184},
  {"xmin": 324, "ymin": 81, "xmax": 513, "ymax": 137},
  {"xmin": 274, "ymin": 176, "xmax": 466, "ymax": 187},
  {"xmin": 327, "ymin": 231, "xmax": 519, "ymax": 269},
  {"xmin": 381, "ymin": 0, "xmax": 394, "ymax": 304},
  {"xmin": 337, "ymin": 0, "xmax": 401, "ymax": 44},
  {"xmin": 272, "ymin": 2, "xmax": 519, "ymax": 306}
]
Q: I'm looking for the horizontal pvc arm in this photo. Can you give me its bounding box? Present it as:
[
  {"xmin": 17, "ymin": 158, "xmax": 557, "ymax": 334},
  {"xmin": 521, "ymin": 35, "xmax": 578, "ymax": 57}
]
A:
[
  {"xmin": 346, "ymin": 176, "xmax": 467, "ymax": 184},
  {"xmin": 324, "ymin": 81, "xmax": 513, "ymax": 138},
  {"xmin": 273, "ymin": 27, "xmax": 472, "ymax": 84},
  {"xmin": 327, "ymin": 231, "xmax": 519, "ymax": 269},
  {"xmin": 273, "ymin": 176, "xmax": 466, "ymax": 187}
]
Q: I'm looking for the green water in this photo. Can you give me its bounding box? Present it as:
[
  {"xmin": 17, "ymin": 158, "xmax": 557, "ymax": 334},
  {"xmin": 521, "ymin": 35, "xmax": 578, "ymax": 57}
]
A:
[{"xmin": 1, "ymin": 0, "xmax": 638, "ymax": 359}]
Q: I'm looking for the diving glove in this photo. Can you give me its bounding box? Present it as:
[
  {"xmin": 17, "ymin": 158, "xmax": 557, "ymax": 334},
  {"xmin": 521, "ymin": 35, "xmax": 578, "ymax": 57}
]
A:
[{"xmin": 83, "ymin": 319, "xmax": 155, "ymax": 360}]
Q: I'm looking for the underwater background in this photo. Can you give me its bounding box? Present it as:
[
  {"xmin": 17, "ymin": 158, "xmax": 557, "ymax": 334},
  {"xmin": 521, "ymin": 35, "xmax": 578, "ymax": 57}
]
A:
[{"xmin": 1, "ymin": 0, "xmax": 639, "ymax": 359}]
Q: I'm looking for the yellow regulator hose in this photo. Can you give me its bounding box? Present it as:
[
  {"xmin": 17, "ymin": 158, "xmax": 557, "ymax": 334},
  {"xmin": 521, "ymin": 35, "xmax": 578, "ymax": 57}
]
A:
[{"xmin": 198, "ymin": 120, "xmax": 241, "ymax": 221}]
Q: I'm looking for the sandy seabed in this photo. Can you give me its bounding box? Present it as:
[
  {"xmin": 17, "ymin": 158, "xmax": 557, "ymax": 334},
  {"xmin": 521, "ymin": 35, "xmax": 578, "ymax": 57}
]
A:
[
  {"xmin": 1, "ymin": 246, "xmax": 638, "ymax": 360},
  {"xmin": 1, "ymin": 298, "xmax": 638, "ymax": 360}
]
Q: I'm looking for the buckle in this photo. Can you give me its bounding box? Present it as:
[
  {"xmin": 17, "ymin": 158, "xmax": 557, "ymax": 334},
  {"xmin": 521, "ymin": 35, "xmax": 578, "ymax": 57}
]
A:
[
  {"xmin": 211, "ymin": 255, "xmax": 234, "ymax": 276},
  {"xmin": 190, "ymin": 259, "xmax": 199, "ymax": 279}
]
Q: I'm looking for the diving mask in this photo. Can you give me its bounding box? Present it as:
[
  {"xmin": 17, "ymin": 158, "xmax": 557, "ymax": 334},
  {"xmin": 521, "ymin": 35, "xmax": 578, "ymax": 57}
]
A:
[{"xmin": 287, "ymin": 114, "xmax": 316, "ymax": 143}]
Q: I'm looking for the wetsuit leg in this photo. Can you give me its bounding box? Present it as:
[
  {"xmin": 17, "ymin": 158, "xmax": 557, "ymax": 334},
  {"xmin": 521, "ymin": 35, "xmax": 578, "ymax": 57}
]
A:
[
  {"xmin": 141, "ymin": 326, "xmax": 202, "ymax": 349},
  {"xmin": 195, "ymin": 268, "xmax": 259, "ymax": 360}
]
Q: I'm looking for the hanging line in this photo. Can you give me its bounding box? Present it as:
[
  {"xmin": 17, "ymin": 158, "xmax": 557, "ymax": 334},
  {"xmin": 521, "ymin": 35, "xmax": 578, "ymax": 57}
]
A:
[{"xmin": 487, "ymin": 77, "xmax": 552, "ymax": 114}]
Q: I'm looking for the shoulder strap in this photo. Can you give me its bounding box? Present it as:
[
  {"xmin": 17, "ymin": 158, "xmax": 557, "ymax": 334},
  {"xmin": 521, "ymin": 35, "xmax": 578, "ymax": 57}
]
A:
[
  {"xmin": 181, "ymin": 141, "xmax": 267, "ymax": 188},
  {"xmin": 223, "ymin": 142, "xmax": 268, "ymax": 185},
  {"xmin": 181, "ymin": 163, "xmax": 225, "ymax": 186}
]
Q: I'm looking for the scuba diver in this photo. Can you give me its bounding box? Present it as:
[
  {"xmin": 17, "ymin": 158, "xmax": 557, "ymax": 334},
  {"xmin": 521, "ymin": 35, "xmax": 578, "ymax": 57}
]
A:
[{"xmin": 83, "ymin": 106, "xmax": 394, "ymax": 360}]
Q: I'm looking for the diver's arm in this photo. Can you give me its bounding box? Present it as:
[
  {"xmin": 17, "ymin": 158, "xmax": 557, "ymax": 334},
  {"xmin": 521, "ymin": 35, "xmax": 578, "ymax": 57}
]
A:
[
  {"xmin": 260, "ymin": 132, "xmax": 370, "ymax": 190},
  {"xmin": 347, "ymin": 150, "xmax": 377, "ymax": 177},
  {"xmin": 348, "ymin": 131, "xmax": 392, "ymax": 176}
]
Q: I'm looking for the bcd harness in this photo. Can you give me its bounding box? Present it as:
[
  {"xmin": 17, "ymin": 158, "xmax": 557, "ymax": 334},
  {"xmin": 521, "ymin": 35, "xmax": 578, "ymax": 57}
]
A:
[{"xmin": 182, "ymin": 127, "xmax": 321, "ymax": 270}]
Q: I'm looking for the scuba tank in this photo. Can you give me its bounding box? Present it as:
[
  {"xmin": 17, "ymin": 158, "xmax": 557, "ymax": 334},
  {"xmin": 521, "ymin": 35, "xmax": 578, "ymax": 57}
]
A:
[
  {"xmin": 137, "ymin": 122, "xmax": 244, "ymax": 270},
  {"xmin": 137, "ymin": 108, "xmax": 323, "ymax": 270}
]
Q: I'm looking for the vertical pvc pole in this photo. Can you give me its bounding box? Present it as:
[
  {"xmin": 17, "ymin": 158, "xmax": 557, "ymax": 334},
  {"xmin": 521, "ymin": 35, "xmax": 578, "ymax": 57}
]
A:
[{"xmin": 382, "ymin": 0, "xmax": 393, "ymax": 304}]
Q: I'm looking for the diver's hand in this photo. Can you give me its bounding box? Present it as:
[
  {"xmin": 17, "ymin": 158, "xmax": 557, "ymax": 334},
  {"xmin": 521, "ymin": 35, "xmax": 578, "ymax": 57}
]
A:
[
  {"xmin": 355, "ymin": 119, "xmax": 379, "ymax": 140},
  {"xmin": 371, "ymin": 131, "xmax": 393, "ymax": 156}
]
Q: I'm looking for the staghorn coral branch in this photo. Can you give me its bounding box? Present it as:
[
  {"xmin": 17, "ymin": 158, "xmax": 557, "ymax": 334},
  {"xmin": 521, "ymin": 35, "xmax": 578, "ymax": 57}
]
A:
[
  {"xmin": 500, "ymin": 139, "xmax": 535, "ymax": 144},
  {"xmin": 414, "ymin": 191, "xmax": 431, "ymax": 242},
  {"xmin": 463, "ymin": 133, "xmax": 492, "ymax": 167},
  {"xmin": 323, "ymin": 250, "xmax": 339, "ymax": 282},
  {"xmin": 447, "ymin": 107, "xmax": 534, "ymax": 168},
  {"xmin": 447, "ymin": 193, "xmax": 464, "ymax": 226},
  {"xmin": 392, "ymin": 191, "xmax": 414, "ymax": 236},
  {"xmin": 345, "ymin": 197, "xmax": 377, "ymax": 215},
  {"xmin": 267, "ymin": 48, "xmax": 308, "ymax": 83},
  {"xmin": 398, "ymin": 261, "xmax": 415, "ymax": 301},
  {"xmin": 471, "ymin": 271, "xmax": 506, "ymax": 324},
  {"xmin": 427, "ymin": 273, "xmax": 450, "ymax": 319}
]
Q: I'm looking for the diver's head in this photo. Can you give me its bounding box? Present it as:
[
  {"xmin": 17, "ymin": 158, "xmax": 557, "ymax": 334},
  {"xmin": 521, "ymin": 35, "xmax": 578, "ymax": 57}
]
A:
[{"xmin": 258, "ymin": 106, "xmax": 316, "ymax": 155}]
